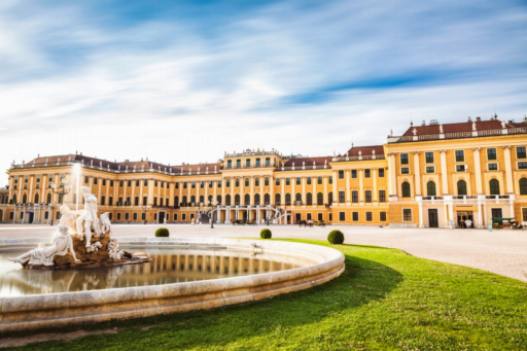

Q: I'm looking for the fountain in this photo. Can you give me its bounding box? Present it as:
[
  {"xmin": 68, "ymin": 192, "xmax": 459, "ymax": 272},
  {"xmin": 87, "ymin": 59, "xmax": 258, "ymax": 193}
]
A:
[
  {"xmin": 0, "ymin": 163, "xmax": 345, "ymax": 334},
  {"xmin": 10, "ymin": 175, "xmax": 148, "ymax": 270}
]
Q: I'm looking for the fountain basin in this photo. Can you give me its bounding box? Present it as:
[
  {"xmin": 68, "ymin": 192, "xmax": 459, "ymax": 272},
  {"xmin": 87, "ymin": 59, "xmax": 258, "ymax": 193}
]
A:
[{"xmin": 0, "ymin": 238, "xmax": 344, "ymax": 333}]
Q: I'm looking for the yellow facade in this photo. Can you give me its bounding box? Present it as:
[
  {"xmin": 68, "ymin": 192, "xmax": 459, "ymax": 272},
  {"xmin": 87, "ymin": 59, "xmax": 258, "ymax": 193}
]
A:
[{"xmin": 1, "ymin": 117, "xmax": 526, "ymax": 228}]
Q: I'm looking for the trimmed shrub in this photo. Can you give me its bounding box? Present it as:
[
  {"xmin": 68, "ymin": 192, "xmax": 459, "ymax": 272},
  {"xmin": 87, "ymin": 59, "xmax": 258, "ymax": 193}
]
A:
[
  {"xmin": 260, "ymin": 228, "xmax": 272, "ymax": 239},
  {"xmin": 327, "ymin": 230, "xmax": 344, "ymax": 244},
  {"xmin": 155, "ymin": 227, "xmax": 170, "ymax": 237}
]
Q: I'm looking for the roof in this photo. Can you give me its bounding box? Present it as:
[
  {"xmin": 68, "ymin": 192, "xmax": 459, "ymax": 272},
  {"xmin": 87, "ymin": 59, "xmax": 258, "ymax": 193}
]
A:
[{"xmin": 347, "ymin": 145, "xmax": 384, "ymax": 157}]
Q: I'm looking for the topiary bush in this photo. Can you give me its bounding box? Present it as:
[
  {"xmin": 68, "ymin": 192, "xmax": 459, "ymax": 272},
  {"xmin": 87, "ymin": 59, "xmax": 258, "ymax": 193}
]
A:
[
  {"xmin": 155, "ymin": 227, "xmax": 170, "ymax": 237},
  {"xmin": 260, "ymin": 228, "xmax": 272, "ymax": 239},
  {"xmin": 327, "ymin": 229, "xmax": 344, "ymax": 244}
]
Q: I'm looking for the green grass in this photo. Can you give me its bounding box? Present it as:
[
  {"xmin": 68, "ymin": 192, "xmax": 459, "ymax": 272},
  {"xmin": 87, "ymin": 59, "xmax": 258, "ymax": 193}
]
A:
[{"xmin": 14, "ymin": 240, "xmax": 527, "ymax": 351}]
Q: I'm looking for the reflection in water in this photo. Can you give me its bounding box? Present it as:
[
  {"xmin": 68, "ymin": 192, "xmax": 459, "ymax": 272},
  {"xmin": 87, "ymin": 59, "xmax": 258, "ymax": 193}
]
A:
[{"xmin": 0, "ymin": 248, "xmax": 298, "ymax": 297}]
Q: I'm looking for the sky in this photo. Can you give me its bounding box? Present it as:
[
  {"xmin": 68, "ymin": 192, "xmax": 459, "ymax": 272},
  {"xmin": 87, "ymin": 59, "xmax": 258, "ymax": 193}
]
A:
[{"xmin": 0, "ymin": 0, "xmax": 526, "ymax": 186}]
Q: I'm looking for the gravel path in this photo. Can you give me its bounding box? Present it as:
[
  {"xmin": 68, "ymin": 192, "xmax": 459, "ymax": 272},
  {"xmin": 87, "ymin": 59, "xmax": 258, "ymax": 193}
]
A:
[{"xmin": 1, "ymin": 224, "xmax": 526, "ymax": 282}]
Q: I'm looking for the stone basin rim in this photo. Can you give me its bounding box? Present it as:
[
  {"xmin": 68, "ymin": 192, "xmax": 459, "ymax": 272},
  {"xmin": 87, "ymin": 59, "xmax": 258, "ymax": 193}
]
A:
[{"xmin": 0, "ymin": 238, "xmax": 345, "ymax": 332}]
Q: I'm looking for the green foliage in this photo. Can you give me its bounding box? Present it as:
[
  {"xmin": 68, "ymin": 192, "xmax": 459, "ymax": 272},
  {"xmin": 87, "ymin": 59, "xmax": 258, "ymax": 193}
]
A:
[
  {"xmin": 327, "ymin": 229, "xmax": 345, "ymax": 244},
  {"xmin": 260, "ymin": 228, "xmax": 272, "ymax": 239},
  {"xmin": 154, "ymin": 227, "xmax": 169, "ymax": 237}
]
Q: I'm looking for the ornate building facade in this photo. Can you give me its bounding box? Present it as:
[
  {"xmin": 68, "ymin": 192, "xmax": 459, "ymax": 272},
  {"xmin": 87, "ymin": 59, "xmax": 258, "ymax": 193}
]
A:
[{"xmin": 1, "ymin": 116, "xmax": 527, "ymax": 228}]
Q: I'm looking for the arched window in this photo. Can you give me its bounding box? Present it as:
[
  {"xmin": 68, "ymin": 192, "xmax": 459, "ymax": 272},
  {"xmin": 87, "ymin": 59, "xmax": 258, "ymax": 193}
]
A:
[
  {"xmin": 11, "ymin": 195, "xmax": 16, "ymax": 204},
  {"xmin": 199, "ymin": 195, "xmax": 204, "ymax": 204},
  {"xmin": 317, "ymin": 192, "xmax": 324, "ymax": 205},
  {"xmin": 295, "ymin": 193, "xmax": 302, "ymax": 204},
  {"xmin": 208, "ymin": 195, "xmax": 213, "ymax": 205},
  {"xmin": 426, "ymin": 181, "xmax": 436, "ymax": 197},
  {"xmin": 254, "ymin": 194, "xmax": 260, "ymax": 205},
  {"xmin": 457, "ymin": 180, "xmax": 467, "ymax": 196},
  {"xmin": 489, "ymin": 179, "xmax": 500, "ymax": 195},
  {"xmin": 216, "ymin": 195, "xmax": 222, "ymax": 205},
  {"xmin": 34, "ymin": 193, "xmax": 39, "ymax": 204},
  {"xmin": 264, "ymin": 194, "xmax": 270, "ymax": 205},
  {"xmin": 225, "ymin": 195, "xmax": 231, "ymax": 206},
  {"xmin": 285, "ymin": 193, "xmax": 291, "ymax": 205},
  {"xmin": 182, "ymin": 196, "xmax": 188, "ymax": 206},
  {"xmin": 190, "ymin": 195, "xmax": 196, "ymax": 204},
  {"xmin": 275, "ymin": 193, "xmax": 281, "ymax": 205},
  {"xmin": 306, "ymin": 193, "xmax": 313, "ymax": 205},
  {"xmin": 328, "ymin": 192, "xmax": 333, "ymax": 204},
  {"xmin": 22, "ymin": 194, "xmax": 27, "ymax": 204},
  {"xmin": 519, "ymin": 178, "xmax": 527, "ymax": 195},
  {"xmin": 234, "ymin": 194, "xmax": 240, "ymax": 205},
  {"xmin": 401, "ymin": 182, "xmax": 411, "ymax": 198},
  {"xmin": 244, "ymin": 194, "xmax": 250, "ymax": 206}
]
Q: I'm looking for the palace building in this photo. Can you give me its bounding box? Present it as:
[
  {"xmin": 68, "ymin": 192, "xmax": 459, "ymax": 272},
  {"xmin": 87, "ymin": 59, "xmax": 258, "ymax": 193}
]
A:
[{"xmin": 1, "ymin": 116, "xmax": 527, "ymax": 229}]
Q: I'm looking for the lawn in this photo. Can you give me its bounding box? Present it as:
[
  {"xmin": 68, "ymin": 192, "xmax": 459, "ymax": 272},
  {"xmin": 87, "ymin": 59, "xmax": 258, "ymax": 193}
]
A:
[{"xmin": 12, "ymin": 240, "xmax": 527, "ymax": 351}]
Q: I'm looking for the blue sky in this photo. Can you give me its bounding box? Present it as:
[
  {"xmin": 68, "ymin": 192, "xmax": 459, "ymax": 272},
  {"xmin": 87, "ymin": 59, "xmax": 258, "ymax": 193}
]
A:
[{"xmin": 0, "ymin": 0, "xmax": 526, "ymax": 185}]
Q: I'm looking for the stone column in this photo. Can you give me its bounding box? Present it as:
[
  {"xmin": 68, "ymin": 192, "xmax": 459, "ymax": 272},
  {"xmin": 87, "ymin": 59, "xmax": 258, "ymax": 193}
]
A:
[
  {"xmin": 301, "ymin": 177, "xmax": 306, "ymax": 204},
  {"xmin": 413, "ymin": 152, "xmax": 421, "ymax": 195},
  {"xmin": 280, "ymin": 178, "xmax": 285, "ymax": 204},
  {"xmin": 504, "ymin": 146, "xmax": 514, "ymax": 194},
  {"xmin": 345, "ymin": 170, "xmax": 351, "ymax": 203},
  {"xmin": 250, "ymin": 177, "xmax": 255, "ymax": 206},
  {"xmin": 440, "ymin": 150, "xmax": 449, "ymax": 195},
  {"xmin": 323, "ymin": 176, "xmax": 328, "ymax": 204},
  {"xmin": 417, "ymin": 196, "xmax": 424, "ymax": 228},
  {"xmin": 372, "ymin": 169, "xmax": 378, "ymax": 201},
  {"xmin": 388, "ymin": 153, "xmax": 397, "ymax": 199},
  {"xmin": 473, "ymin": 148, "xmax": 483, "ymax": 195},
  {"xmin": 358, "ymin": 169, "xmax": 364, "ymax": 202}
]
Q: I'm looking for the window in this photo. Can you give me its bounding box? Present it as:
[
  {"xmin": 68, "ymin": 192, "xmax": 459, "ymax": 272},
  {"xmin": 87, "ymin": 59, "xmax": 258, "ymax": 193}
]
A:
[
  {"xmin": 275, "ymin": 178, "xmax": 280, "ymax": 186},
  {"xmin": 365, "ymin": 190, "xmax": 372, "ymax": 203},
  {"xmin": 255, "ymin": 178, "xmax": 259, "ymax": 186},
  {"xmin": 351, "ymin": 170, "xmax": 357, "ymax": 178},
  {"xmin": 519, "ymin": 178, "xmax": 527, "ymax": 195},
  {"xmin": 352, "ymin": 212, "xmax": 359, "ymax": 221},
  {"xmin": 264, "ymin": 194, "xmax": 271, "ymax": 205},
  {"xmin": 488, "ymin": 163, "xmax": 498, "ymax": 171},
  {"xmin": 351, "ymin": 191, "xmax": 358, "ymax": 203},
  {"xmin": 264, "ymin": 178, "xmax": 270, "ymax": 186},
  {"xmin": 425, "ymin": 152, "xmax": 434, "ymax": 163},
  {"xmin": 379, "ymin": 190, "xmax": 386, "ymax": 202},
  {"xmin": 328, "ymin": 192, "xmax": 333, "ymax": 204},
  {"xmin": 234, "ymin": 179, "xmax": 239, "ymax": 187},
  {"xmin": 295, "ymin": 193, "xmax": 302, "ymax": 204},
  {"xmin": 364, "ymin": 169, "xmax": 370, "ymax": 178},
  {"xmin": 517, "ymin": 146, "xmax": 526, "ymax": 159},
  {"xmin": 254, "ymin": 194, "xmax": 260, "ymax": 205},
  {"xmin": 400, "ymin": 153, "xmax": 408, "ymax": 165},
  {"xmin": 378, "ymin": 168, "xmax": 385, "ymax": 177},
  {"xmin": 519, "ymin": 162, "xmax": 527, "ymax": 169},
  {"xmin": 401, "ymin": 181, "xmax": 411, "ymax": 197},
  {"xmin": 339, "ymin": 212, "xmax": 345, "ymax": 221},
  {"xmin": 246, "ymin": 159, "xmax": 251, "ymax": 168},
  {"xmin": 255, "ymin": 158, "xmax": 261, "ymax": 167},
  {"xmin": 366, "ymin": 212, "xmax": 372, "ymax": 221},
  {"xmin": 317, "ymin": 176, "xmax": 323, "ymax": 185},
  {"xmin": 295, "ymin": 177, "xmax": 301, "ymax": 185},
  {"xmin": 455, "ymin": 150, "xmax": 464, "ymax": 162},
  {"xmin": 487, "ymin": 148, "xmax": 497, "ymax": 160},
  {"xmin": 426, "ymin": 166, "xmax": 435, "ymax": 173},
  {"xmin": 306, "ymin": 177, "xmax": 311, "ymax": 185},
  {"xmin": 306, "ymin": 193, "xmax": 313, "ymax": 205},
  {"xmin": 328, "ymin": 177, "xmax": 333, "ymax": 184},
  {"xmin": 338, "ymin": 170, "xmax": 344, "ymax": 179},
  {"xmin": 286, "ymin": 178, "xmax": 291, "ymax": 186},
  {"xmin": 236, "ymin": 159, "xmax": 241, "ymax": 168},
  {"xmin": 426, "ymin": 181, "xmax": 436, "ymax": 197},
  {"xmin": 226, "ymin": 180, "xmax": 231, "ymax": 187},
  {"xmin": 489, "ymin": 179, "xmax": 500, "ymax": 195},
  {"xmin": 275, "ymin": 194, "xmax": 281, "ymax": 205},
  {"xmin": 380, "ymin": 211, "xmax": 387, "ymax": 221},
  {"xmin": 456, "ymin": 164, "xmax": 466, "ymax": 172},
  {"xmin": 285, "ymin": 193, "xmax": 291, "ymax": 205},
  {"xmin": 317, "ymin": 192, "xmax": 323, "ymax": 205},
  {"xmin": 457, "ymin": 180, "xmax": 468, "ymax": 196},
  {"xmin": 265, "ymin": 158, "xmax": 271, "ymax": 167},
  {"xmin": 338, "ymin": 191, "xmax": 345, "ymax": 203},
  {"xmin": 245, "ymin": 178, "xmax": 250, "ymax": 187},
  {"xmin": 403, "ymin": 209, "xmax": 412, "ymax": 221},
  {"xmin": 401, "ymin": 167, "xmax": 409, "ymax": 174},
  {"xmin": 522, "ymin": 208, "xmax": 527, "ymax": 221}
]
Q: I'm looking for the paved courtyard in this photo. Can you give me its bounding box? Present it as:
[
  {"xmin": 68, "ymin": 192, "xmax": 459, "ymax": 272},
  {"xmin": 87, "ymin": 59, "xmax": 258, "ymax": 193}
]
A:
[{"xmin": 1, "ymin": 224, "xmax": 526, "ymax": 282}]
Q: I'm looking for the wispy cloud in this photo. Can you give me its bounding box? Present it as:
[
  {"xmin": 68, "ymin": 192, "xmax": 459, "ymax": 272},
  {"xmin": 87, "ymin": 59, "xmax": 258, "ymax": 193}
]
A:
[{"xmin": 0, "ymin": 0, "xmax": 526, "ymax": 185}]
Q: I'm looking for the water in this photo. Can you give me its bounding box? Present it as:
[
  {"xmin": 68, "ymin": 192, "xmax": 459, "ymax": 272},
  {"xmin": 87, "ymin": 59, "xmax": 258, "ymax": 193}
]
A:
[{"xmin": 0, "ymin": 247, "xmax": 299, "ymax": 297}]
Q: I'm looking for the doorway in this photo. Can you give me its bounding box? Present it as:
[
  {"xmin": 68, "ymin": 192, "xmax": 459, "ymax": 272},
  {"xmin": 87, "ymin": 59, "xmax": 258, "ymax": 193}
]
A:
[
  {"xmin": 491, "ymin": 208, "xmax": 503, "ymax": 225},
  {"xmin": 28, "ymin": 212, "xmax": 34, "ymax": 224},
  {"xmin": 428, "ymin": 209, "xmax": 439, "ymax": 228},
  {"xmin": 456, "ymin": 211, "xmax": 474, "ymax": 228}
]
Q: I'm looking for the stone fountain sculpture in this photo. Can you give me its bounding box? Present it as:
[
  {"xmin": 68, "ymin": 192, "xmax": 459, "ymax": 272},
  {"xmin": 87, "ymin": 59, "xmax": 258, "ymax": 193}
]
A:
[{"xmin": 12, "ymin": 187, "xmax": 148, "ymax": 270}]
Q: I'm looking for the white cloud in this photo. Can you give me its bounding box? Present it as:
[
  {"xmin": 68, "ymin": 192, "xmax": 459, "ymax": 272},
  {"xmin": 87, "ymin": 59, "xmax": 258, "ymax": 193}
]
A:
[{"xmin": 0, "ymin": 0, "xmax": 525, "ymax": 186}]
